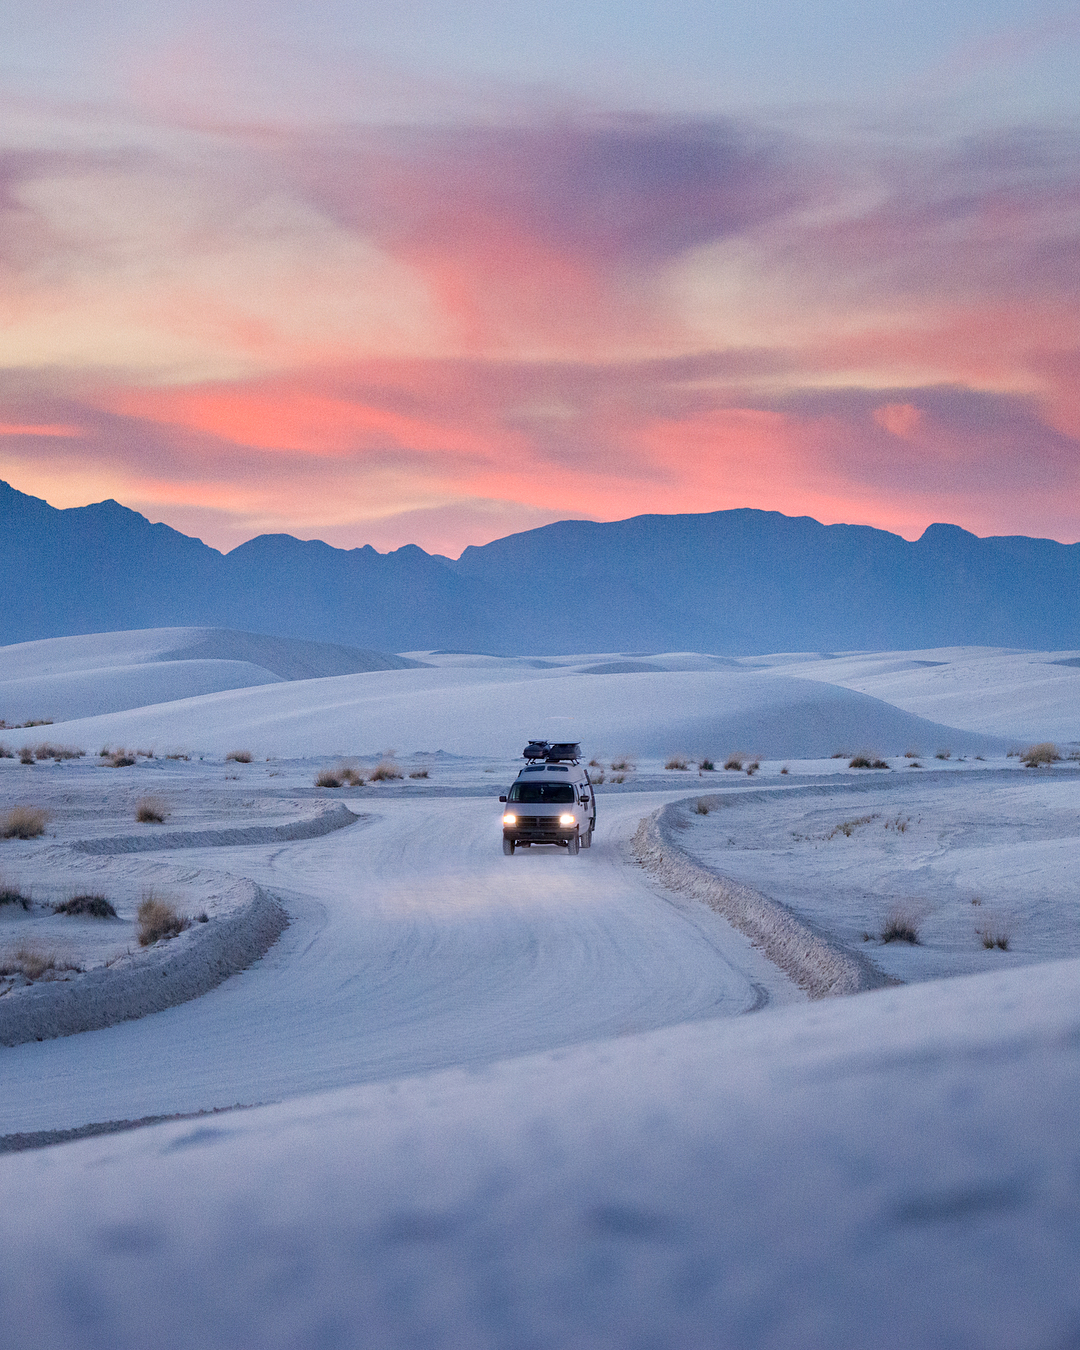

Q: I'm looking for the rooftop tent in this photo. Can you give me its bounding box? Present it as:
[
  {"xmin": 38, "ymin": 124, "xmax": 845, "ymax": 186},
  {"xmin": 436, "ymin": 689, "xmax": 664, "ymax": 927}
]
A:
[{"xmin": 523, "ymin": 740, "xmax": 550, "ymax": 760}]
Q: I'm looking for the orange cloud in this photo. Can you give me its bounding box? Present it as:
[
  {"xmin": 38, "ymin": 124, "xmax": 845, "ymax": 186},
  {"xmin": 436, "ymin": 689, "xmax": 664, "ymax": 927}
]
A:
[{"xmin": 0, "ymin": 423, "xmax": 83, "ymax": 437}]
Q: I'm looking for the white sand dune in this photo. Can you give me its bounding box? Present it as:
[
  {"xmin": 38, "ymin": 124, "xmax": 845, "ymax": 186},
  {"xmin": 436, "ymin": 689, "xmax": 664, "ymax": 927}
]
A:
[
  {"xmin": 0, "ymin": 627, "xmax": 420, "ymax": 724},
  {"xmin": 1, "ymin": 661, "xmax": 1007, "ymax": 761},
  {"xmin": 763, "ymin": 646, "xmax": 1080, "ymax": 743}
]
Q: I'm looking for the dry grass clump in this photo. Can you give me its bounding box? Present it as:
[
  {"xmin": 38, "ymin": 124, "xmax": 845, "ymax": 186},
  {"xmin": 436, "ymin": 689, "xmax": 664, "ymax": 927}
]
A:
[
  {"xmin": 54, "ymin": 894, "xmax": 118, "ymax": 919},
  {"xmin": 225, "ymin": 749, "xmax": 253, "ymax": 763},
  {"xmin": 695, "ymin": 799, "xmax": 711, "ymax": 815},
  {"xmin": 780, "ymin": 765, "xmax": 789, "ymax": 774},
  {"xmin": 665, "ymin": 755, "xmax": 689, "ymax": 770},
  {"xmin": 136, "ymin": 894, "xmax": 188, "ymax": 946},
  {"xmin": 723, "ymin": 754, "xmax": 743, "ymax": 771},
  {"xmin": 136, "ymin": 797, "xmax": 169, "ymax": 824},
  {"xmin": 0, "ymin": 883, "xmax": 31, "ymax": 910},
  {"xmin": 880, "ymin": 907, "xmax": 921, "ymax": 944},
  {"xmin": 699, "ymin": 758, "xmax": 715, "ymax": 772},
  {"xmin": 826, "ymin": 814, "xmax": 877, "ymax": 840},
  {"xmin": 32, "ymin": 743, "xmax": 85, "ymax": 761},
  {"xmin": 1, "ymin": 806, "xmax": 49, "ymax": 839},
  {"xmin": 316, "ymin": 764, "xmax": 366, "ymax": 787},
  {"xmin": 588, "ymin": 757, "xmax": 602, "ymax": 767},
  {"xmin": 1022, "ymin": 742, "xmax": 1061, "ymax": 768},
  {"xmin": 0, "ymin": 947, "xmax": 57, "ymax": 981},
  {"xmin": 19, "ymin": 747, "xmax": 34, "ymax": 765},
  {"xmin": 904, "ymin": 748, "xmax": 921, "ymax": 759},
  {"xmin": 408, "ymin": 768, "xmax": 429, "ymax": 779},
  {"xmin": 370, "ymin": 759, "xmax": 403, "ymax": 782},
  {"xmin": 610, "ymin": 773, "xmax": 626, "ymax": 783},
  {"xmin": 935, "ymin": 749, "xmax": 952, "ymax": 760},
  {"xmin": 849, "ymin": 755, "xmax": 889, "ymax": 769},
  {"xmin": 977, "ymin": 924, "xmax": 1010, "ymax": 951},
  {"xmin": 610, "ymin": 757, "xmax": 634, "ymax": 772},
  {"xmin": 165, "ymin": 752, "xmax": 190, "ymax": 761},
  {"xmin": 0, "ymin": 743, "xmax": 13, "ymax": 758},
  {"xmin": 831, "ymin": 750, "xmax": 850, "ymax": 759},
  {"xmin": 746, "ymin": 759, "xmax": 760, "ymax": 776}
]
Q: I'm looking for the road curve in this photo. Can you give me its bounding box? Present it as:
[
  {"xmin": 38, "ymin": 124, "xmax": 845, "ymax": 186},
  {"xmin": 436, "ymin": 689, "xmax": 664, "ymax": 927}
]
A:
[{"xmin": 0, "ymin": 788, "xmax": 801, "ymax": 1135}]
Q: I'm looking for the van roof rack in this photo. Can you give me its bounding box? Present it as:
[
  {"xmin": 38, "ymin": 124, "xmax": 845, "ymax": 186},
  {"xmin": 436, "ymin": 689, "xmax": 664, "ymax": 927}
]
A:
[{"xmin": 521, "ymin": 740, "xmax": 582, "ymax": 763}]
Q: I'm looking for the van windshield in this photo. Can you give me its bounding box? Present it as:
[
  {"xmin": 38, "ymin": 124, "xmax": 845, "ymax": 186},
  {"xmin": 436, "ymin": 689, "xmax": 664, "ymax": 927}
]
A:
[{"xmin": 508, "ymin": 782, "xmax": 575, "ymax": 804}]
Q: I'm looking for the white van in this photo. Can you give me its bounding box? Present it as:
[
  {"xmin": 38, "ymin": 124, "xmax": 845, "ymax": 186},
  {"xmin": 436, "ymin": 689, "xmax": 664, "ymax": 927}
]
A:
[{"xmin": 499, "ymin": 741, "xmax": 596, "ymax": 856}]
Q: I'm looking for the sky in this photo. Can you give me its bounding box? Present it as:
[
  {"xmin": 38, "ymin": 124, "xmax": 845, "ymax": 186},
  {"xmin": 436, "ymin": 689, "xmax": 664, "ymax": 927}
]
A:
[{"xmin": 1, "ymin": 1, "xmax": 1078, "ymax": 556}]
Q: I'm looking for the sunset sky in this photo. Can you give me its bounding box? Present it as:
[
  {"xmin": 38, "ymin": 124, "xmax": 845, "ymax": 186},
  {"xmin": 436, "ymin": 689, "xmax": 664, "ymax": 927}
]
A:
[{"xmin": 1, "ymin": 1, "xmax": 1078, "ymax": 554}]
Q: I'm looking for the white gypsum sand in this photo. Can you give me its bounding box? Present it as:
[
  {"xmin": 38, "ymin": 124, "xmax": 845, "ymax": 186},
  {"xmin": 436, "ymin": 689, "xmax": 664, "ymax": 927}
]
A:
[{"xmin": 0, "ymin": 634, "xmax": 1077, "ymax": 1346}]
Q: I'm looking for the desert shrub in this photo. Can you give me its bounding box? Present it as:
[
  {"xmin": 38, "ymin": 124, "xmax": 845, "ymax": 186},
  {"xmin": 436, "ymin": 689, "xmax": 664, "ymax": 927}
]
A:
[
  {"xmin": 695, "ymin": 799, "xmax": 710, "ymax": 815},
  {"xmin": 19, "ymin": 748, "xmax": 34, "ymax": 765},
  {"xmin": 588, "ymin": 758, "xmax": 602, "ymax": 767},
  {"xmin": 591, "ymin": 770, "xmax": 605, "ymax": 784},
  {"xmin": 723, "ymin": 754, "xmax": 743, "ymax": 771},
  {"xmin": 746, "ymin": 760, "xmax": 760, "ymax": 776},
  {"xmin": 1022, "ymin": 742, "xmax": 1060, "ymax": 768},
  {"xmin": 165, "ymin": 752, "xmax": 190, "ymax": 761},
  {"xmin": 110, "ymin": 753, "xmax": 136, "ymax": 767},
  {"xmin": 136, "ymin": 895, "xmax": 188, "ymax": 946},
  {"xmin": 780, "ymin": 765, "xmax": 789, "ymax": 775},
  {"xmin": 0, "ymin": 743, "xmax": 13, "ymax": 758},
  {"xmin": 370, "ymin": 759, "xmax": 403, "ymax": 782},
  {"xmin": 699, "ymin": 759, "xmax": 715, "ymax": 772},
  {"xmin": 0, "ymin": 885, "xmax": 31, "ymax": 910},
  {"xmin": 610, "ymin": 773, "xmax": 626, "ymax": 783},
  {"xmin": 831, "ymin": 750, "xmax": 850, "ymax": 759},
  {"xmin": 340, "ymin": 767, "xmax": 366, "ymax": 786},
  {"xmin": 880, "ymin": 908, "xmax": 920, "ymax": 944},
  {"xmin": 935, "ymin": 749, "xmax": 951, "ymax": 760},
  {"xmin": 136, "ymin": 797, "xmax": 168, "ymax": 823},
  {"xmin": 408, "ymin": 769, "xmax": 429, "ymax": 779},
  {"xmin": 1, "ymin": 806, "xmax": 49, "ymax": 839},
  {"xmin": 903, "ymin": 749, "xmax": 920, "ymax": 759},
  {"xmin": 54, "ymin": 894, "xmax": 117, "ymax": 919},
  {"xmin": 225, "ymin": 749, "xmax": 253, "ymax": 763},
  {"xmin": 315, "ymin": 768, "xmax": 343, "ymax": 788},
  {"xmin": 665, "ymin": 755, "xmax": 689, "ymax": 770},
  {"xmin": 610, "ymin": 758, "xmax": 634, "ymax": 772},
  {"xmin": 849, "ymin": 755, "xmax": 889, "ymax": 769}
]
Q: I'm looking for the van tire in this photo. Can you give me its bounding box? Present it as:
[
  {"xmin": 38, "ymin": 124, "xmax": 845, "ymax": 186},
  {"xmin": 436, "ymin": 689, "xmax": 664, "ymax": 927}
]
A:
[
  {"xmin": 581, "ymin": 827, "xmax": 592, "ymax": 848},
  {"xmin": 502, "ymin": 838, "xmax": 515, "ymax": 855},
  {"xmin": 567, "ymin": 832, "xmax": 579, "ymax": 856}
]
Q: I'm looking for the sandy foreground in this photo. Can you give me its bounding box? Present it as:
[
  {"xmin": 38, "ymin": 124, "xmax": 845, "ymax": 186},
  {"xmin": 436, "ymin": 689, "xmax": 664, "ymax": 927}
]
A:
[{"xmin": 0, "ymin": 640, "xmax": 1078, "ymax": 1347}]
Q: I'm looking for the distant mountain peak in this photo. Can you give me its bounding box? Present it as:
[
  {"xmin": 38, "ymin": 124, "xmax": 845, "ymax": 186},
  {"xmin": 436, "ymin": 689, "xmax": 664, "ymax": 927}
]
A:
[{"xmin": 0, "ymin": 479, "xmax": 1076, "ymax": 653}]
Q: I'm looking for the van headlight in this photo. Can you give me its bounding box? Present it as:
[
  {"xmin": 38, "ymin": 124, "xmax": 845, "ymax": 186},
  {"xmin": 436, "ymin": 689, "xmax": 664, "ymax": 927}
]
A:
[
  {"xmin": 559, "ymin": 813, "xmax": 575, "ymax": 826},
  {"xmin": 502, "ymin": 813, "xmax": 516, "ymax": 825}
]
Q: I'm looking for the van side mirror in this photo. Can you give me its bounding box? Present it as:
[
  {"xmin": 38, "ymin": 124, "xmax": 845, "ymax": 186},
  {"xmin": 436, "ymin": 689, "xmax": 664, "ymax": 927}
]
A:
[{"xmin": 499, "ymin": 795, "xmax": 507, "ymax": 802}]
